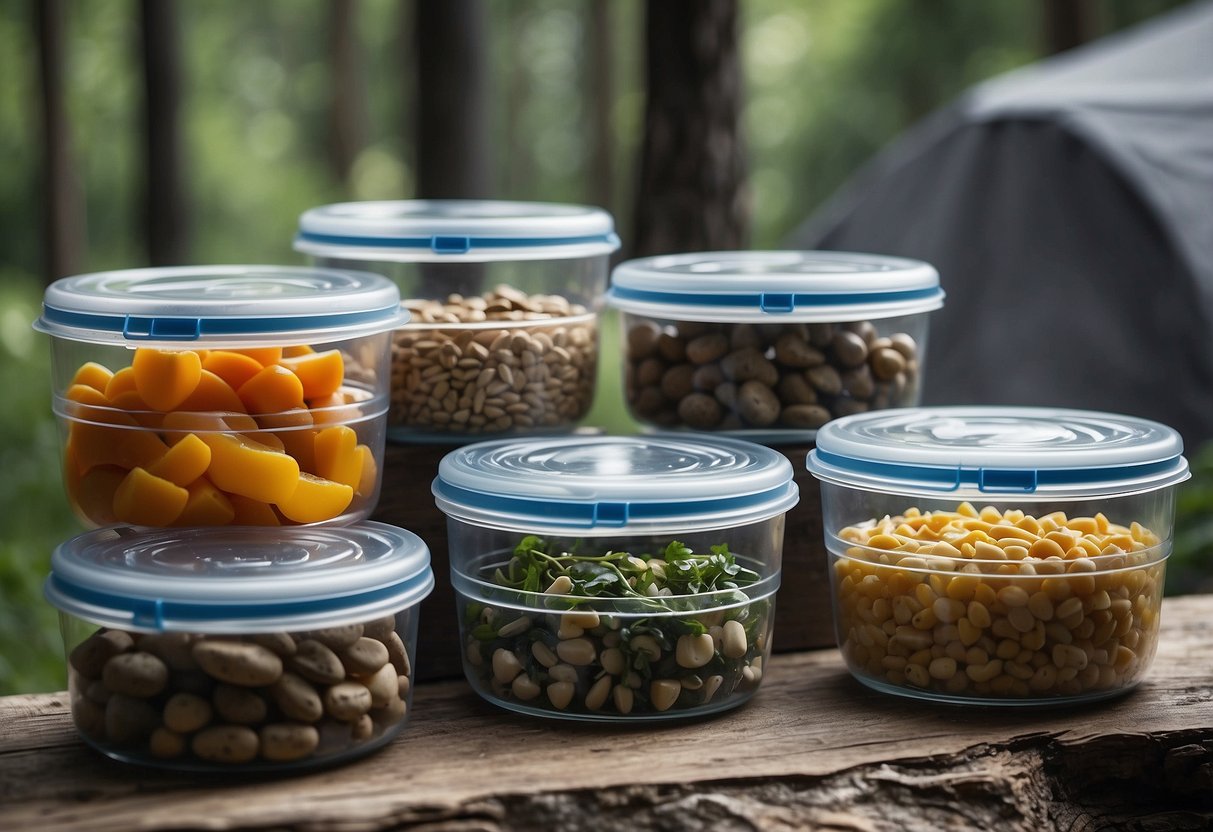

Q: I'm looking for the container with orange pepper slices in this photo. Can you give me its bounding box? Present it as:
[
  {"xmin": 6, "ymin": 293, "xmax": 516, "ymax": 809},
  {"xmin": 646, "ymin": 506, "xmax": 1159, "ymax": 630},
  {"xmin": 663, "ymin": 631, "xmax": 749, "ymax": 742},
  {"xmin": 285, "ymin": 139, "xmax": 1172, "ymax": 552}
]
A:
[{"xmin": 36, "ymin": 266, "xmax": 408, "ymax": 527}]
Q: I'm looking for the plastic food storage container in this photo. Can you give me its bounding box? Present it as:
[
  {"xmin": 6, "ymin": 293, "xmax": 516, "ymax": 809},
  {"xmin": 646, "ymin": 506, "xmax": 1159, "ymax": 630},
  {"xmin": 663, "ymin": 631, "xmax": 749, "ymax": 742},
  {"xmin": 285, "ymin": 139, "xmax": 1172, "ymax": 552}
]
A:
[
  {"xmin": 34, "ymin": 266, "xmax": 407, "ymax": 527},
  {"xmin": 605, "ymin": 251, "xmax": 944, "ymax": 441},
  {"xmin": 45, "ymin": 522, "xmax": 433, "ymax": 771},
  {"xmin": 806, "ymin": 406, "xmax": 1188, "ymax": 706},
  {"xmin": 294, "ymin": 200, "xmax": 619, "ymax": 441},
  {"xmin": 433, "ymin": 434, "xmax": 798, "ymax": 721}
]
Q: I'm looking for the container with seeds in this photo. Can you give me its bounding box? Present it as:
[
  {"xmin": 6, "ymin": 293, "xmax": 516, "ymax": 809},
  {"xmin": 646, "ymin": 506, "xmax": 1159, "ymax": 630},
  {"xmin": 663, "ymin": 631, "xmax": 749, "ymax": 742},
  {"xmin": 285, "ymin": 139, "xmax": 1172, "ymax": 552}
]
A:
[
  {"xmin": 806, "ymin": 406, "xmax": 1188, "ymax": 705},
  {"xmin": 433, "ymin": 435, "xmax": 798, "ymax": 721},
  {"xmin": 295, "ymin": 200, "xmax": 619, "ymax": 441},
  {"xmin": 46, "ymin": 523, "xmax": 433, "ymax": 771},
  {"xmin": 606, "ymin": 252, "xmax": 944, "ymax": 441}
]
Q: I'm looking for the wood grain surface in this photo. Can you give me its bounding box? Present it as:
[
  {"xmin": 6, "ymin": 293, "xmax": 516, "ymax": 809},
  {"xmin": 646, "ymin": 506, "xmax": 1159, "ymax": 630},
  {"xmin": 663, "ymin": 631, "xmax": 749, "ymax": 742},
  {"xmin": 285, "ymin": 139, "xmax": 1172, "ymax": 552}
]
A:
[{"xmin": 2, "ymin": 596, "xmax": 1210, "ymax": 831}]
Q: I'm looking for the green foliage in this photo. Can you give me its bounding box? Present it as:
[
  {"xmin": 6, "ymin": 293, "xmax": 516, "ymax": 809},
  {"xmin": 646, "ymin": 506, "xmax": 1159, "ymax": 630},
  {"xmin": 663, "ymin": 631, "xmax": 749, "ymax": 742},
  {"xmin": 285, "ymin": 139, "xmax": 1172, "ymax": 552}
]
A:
[{"xmin": 0, "ymin": 275, "xmax": 82, "ymax": 695}]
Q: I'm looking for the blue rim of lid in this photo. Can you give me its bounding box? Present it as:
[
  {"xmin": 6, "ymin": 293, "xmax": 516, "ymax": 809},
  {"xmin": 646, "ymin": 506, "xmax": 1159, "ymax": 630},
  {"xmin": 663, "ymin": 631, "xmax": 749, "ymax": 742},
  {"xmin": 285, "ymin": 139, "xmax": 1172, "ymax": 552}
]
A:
[
  {"xmin": 34, "ymin": 266, "xmax": 407, "ymax": 345},
  {"xmin": 606, "ymin": 251, "xmax": 944, "ymax": 321},
  {"xmin": 806, "ymin": 406, "xmax": 1189, "ymax": 498},
  {"xmin": 433, "ymin": 434, "xmax": 798, "ymax": 533},
  {"xmin": 294, "ymin": 200, "xmax": 620, "ymax": 260},
  {"xmin": 44, "ymin": 522, "xmax": 433, "ymax": 633}
]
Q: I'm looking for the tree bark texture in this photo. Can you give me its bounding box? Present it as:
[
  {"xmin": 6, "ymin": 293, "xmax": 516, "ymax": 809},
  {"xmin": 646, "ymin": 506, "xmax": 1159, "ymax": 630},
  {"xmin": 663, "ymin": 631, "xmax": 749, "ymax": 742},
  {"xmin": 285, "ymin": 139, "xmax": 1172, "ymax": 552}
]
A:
[
  {"xmin": 632, "ymin": 0, "xmax": 748, "ymax": 257},
  {"xmin": 4, "ymin": 596, "xmax": 1210, "ymax": 831},
  {"xmin": 415, "ymin": 0, "xmax": 491, "ymax": 199},
  {"xmin": 586, "ymin": 0, "xmax": 614, "ymax": 216},
  {"xmin": 139, "ymin": 0, "xmax": 189, "ymax": 265},
  {"xmin": 328, "ymin": 0, "xmax": 368, "ymax": 188},
  {"xmin": 34, "ymin": 0, "xmax": 84, "ymax": 283},
  {"xmin": 1042, "ymin": 0, "xmax": 1098, "ymax": 54}
]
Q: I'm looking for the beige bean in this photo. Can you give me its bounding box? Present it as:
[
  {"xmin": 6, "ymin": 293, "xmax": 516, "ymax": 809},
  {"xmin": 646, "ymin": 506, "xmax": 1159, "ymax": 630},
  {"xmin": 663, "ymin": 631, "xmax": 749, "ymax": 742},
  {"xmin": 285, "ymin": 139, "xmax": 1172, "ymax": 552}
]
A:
[
  {"xmin": 288, "ymin": 640, "xmax": 345, "ymax": 686},
  {"xmin": 547, "ymin": 681, "xmax": 575, "ymax": 710},
  {"xmin": 340, "ymin": 637, "xmax": 390, "ymax": 675},
  {"xmin": 676, "ymin": 633, "xmax": 716, "ymax": 669},
  {"xmin": 102, "ymin": 652, "xmax": 169, "ymax": 698},
  {"xmin": 585, "ymin": 675, "xmax": 612, "ymax": 710},
  {"xmin": 149, "ymin": 726, "xmax": 186, "ymax": 759},
  {"xmin": 702, "ymin": 674, "xmax": 724, "ymax": 703},
  {"xmin": 192, "ymin": 725, "xmax": 259, "ymax": 764},
  {"xmin": 324, "ymin": 682, "xmax": 372, "ymax": 721},
  {"xmin": 650, "ymin": 679, "xmax": 681, "ymax": 712},
  {"xmin": 163, "ymin": 692, "xmax": 212, "ymax": 733},
  {"xmin": 259, "ymin": 723, "xmax": 320, "ymax": 762},
  {"xmin": 511, "ymin": 674, "xmax": 542, "ymax": 701},
  {"xmin": 213, "ymin": 684, "xmax": 269, "ymax": 724},
  {"xmin": 492, "ymin": 648, "xmax": 524, "ymax": 684},
  {"xmin": 722, "ymin": 620, "xmax": 748, "ymax": 659},
  {"xmin": 193, "ymin": 641, "xmax": 282, "ymax": 688},
  {"xmin": 556, "ymin": 638, "xmax": 597, "ymax": 666}
]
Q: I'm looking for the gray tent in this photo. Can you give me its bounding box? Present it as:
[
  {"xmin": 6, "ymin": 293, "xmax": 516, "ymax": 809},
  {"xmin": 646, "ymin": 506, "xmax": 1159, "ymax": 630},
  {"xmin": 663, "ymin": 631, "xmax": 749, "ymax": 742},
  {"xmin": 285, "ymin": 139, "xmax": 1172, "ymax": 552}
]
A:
[{"xmin": 791, "ymin": 0, "xmax": 1213, "ymax": 449}]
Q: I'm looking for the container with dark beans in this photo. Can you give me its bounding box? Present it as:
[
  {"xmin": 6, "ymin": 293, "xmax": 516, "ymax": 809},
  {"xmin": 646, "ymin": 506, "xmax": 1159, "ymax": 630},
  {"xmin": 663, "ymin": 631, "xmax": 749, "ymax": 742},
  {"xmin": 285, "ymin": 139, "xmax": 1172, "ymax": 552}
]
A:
[
  {"xmin": 295, "ymin": 200, "xmax": 620, "ymax": 442},
  {"xmin": 46, "ymin": 523, "xmax": 434, "ymax": 771},
  {"xmin": 623, "ymin": 318, "xmax": 921, "ymax": 432},
  {"xmin": 65, "ymin": 617, "xmax": 416, "ymax": 767},
  {"xmin": 606, "ymin": 251, "xmax": 944, "ymax": 440}
]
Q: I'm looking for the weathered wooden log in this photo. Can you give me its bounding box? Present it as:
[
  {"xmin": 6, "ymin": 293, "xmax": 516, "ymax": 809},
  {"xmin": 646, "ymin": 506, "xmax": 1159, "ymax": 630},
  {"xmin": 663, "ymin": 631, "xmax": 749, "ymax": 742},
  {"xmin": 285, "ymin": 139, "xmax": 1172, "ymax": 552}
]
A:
[{"xmin": 2, "ymin": 596, "xmax": 1209, "ymax": 831}]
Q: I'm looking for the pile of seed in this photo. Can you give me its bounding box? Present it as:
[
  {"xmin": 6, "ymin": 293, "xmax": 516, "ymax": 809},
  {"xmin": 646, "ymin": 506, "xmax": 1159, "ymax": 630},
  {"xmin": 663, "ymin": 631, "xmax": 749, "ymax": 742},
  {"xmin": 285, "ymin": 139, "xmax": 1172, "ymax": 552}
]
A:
[
  {"xmin": 464, "ymin": 586, "xmax": 770, "ymax": 718},
  {"xmin": 833, "ymin": 504, "xmax": 1164, "ymax": 701},
  {"xmin": 68, "ymin": 616, "xmax": 412, "ymax": 766},
  {"xmin": 623, "ymin": 319, "xmax": 919, "ymax": 431},
  {"xmin": 392, "ymin": 287, "xmax": 597, "ymax": 435}
]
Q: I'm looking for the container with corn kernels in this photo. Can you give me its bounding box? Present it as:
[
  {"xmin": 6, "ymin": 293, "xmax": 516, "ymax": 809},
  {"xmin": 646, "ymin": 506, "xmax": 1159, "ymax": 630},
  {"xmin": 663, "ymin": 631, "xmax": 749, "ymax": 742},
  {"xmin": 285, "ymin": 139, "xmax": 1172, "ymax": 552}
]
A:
[
  {"xmin": 294, "ymin": 200, "xmax": 619, "ymax": 441},
  {"xmin": 46, "ymin": 523, "xmax": 433, "ymax": 771},
  {"xmin": 806, "ymin": 407, "xmax": 1188, "ymax": 705}
]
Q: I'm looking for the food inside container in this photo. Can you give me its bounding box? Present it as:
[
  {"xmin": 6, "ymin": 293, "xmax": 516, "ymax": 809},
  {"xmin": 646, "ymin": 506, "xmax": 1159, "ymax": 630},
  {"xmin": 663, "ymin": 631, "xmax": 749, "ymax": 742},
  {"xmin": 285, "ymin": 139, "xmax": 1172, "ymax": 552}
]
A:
[
  {"xmin": 46, "ymin": 523, "xmax": 433, "ymax": 771},
  {"xmin": 294, "ymin": 200, "xmax": 618, "ymax": 441},
  {"xmin": 605, "ymin": 251, "xmax": 944, "ymax": 440},
  {"xmin": 36, "ymin": 266, "xmax": 406, "ymax": 526},
  {"xmin": 806, "ymin": 406, "xmax": 1188, "ymax": 705},
  {"xmin": 433, "ymin": 434, "xmax": 798, "ymax": 720}
]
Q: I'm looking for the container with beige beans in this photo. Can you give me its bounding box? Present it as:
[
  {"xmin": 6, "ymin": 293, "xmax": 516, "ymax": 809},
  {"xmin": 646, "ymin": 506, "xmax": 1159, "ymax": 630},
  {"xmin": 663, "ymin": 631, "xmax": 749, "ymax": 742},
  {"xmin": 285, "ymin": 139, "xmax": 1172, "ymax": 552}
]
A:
[
  {"xmin": 295, "ymin": 200, "xmax": 619, "ymax": 442},
  {"xmin": 46, "ymin": 524, "xmax": 434, "ymax": 771},
  {"xmin": 605, "ymin": 252, "xmax": 945, "ymax": 442},
  {"xmin": 806, "ymin": 406, "xmax": 1188, "ymax": 705}
]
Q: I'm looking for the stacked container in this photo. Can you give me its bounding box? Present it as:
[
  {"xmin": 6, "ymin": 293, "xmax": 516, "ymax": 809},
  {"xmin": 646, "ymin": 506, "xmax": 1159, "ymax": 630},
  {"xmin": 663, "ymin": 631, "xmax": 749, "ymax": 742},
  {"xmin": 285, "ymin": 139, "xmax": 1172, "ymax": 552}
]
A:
[
  {"xmin": 604, "ymin": 251, "xmax": 946, "ymax": 653},
  {"xmin": 35, "ymin": 266, "xmax": 435, "ymax": 770},
  {"xmin": 295, "ymin": 200, "xmax": 621, "ymax": 679}
]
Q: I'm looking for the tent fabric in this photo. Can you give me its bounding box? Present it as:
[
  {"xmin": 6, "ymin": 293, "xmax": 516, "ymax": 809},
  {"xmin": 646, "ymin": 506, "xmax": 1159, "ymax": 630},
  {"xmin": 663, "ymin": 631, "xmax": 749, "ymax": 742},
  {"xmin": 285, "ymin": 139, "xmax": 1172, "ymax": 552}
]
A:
[{"xmin": 790, "ymin": 0, "xmax": 1213, "ymax": 448}]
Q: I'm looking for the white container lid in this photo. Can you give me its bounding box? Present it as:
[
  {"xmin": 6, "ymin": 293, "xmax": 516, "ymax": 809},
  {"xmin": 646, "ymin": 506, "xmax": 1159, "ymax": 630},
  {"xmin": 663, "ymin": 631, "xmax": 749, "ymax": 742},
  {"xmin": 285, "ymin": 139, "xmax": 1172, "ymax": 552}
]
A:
[
  {"xmin": 606, "ymin": 251, "xmax": 944, "ymax": 322},
  {"xmin": 807, "ymin": 406, "xmax": 1189, "ymax": 499},
  {"xmin": 433, "ymin": 434, "xmax": 798, "ymax": 535},
  {"xmin": 44, "ymin": 523, "xmax": 433, "ymax": 633},
  {"xmin": 294, "ymin": 200, "xmax": 621, "ymax": 263},
  {"xmin": 35, "ymin": 266, "xmax": 407, "ymax": 346}
]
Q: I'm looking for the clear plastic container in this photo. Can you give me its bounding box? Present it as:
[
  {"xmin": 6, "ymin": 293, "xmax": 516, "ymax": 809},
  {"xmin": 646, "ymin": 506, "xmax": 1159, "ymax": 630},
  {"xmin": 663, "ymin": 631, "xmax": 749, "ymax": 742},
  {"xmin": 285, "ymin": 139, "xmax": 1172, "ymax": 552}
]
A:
[
  {"xmin": 294, "ymin": 200, "xmax": 619, "ymax": 441},
  {"xmin": 432, "ymin": 435, "xmax": 798, "ymax": 721},
  {"xmin": 806, "ymin": 407, "xmax": 1189, "ymax": 706},
  {"xmin": 45, "ymin": 522, "xmax": 433, "ymax": 771},
  {"xmin": 605, "ymin": 251, "xmax": 945, "ymax": 442},
  {"xmin": 34, "ymin": 266, "xmax": 407, "ymax": 527}
]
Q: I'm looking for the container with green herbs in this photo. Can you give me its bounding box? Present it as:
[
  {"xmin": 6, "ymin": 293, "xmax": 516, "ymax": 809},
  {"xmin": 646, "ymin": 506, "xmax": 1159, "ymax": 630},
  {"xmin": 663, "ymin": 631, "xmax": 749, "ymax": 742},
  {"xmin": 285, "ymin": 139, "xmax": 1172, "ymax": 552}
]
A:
[{"xmin": 433, "ymin": 435, "xmax": 797, "ymax": 720}]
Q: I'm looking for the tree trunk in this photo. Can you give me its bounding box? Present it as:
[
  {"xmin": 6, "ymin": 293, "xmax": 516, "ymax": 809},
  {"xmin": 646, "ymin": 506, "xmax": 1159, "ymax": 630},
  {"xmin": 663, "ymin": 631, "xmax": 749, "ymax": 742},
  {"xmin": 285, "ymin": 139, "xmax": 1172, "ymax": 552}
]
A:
[
  {"xmin": 586, "ymin": 0, "xmax": 613, "ymax": 215},
  {"xmin": 414, "ymin": 0, "xmax": 491, "ymax": 199},
  {"xmin": 34, "ymin": 0, "xmax": 84, "ymax": 283},
  {"xmin": 139, "ymin": 0, "xmax": 188, "ymax": 265},
  {"xmin": 632, "ymin": 0, "xmax": 748, "ymax": 257},
  {"xmin": 328, "ymin": 0, "xmax": 368, "ymax": 189},
  {"xmin": 1042, "ymin": 0, "xmax": 1098, "ymax": 54}
]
